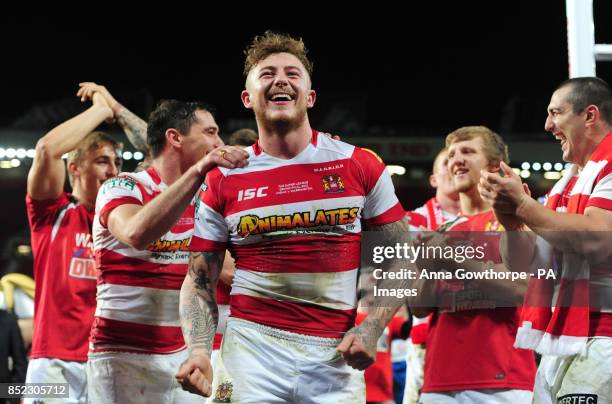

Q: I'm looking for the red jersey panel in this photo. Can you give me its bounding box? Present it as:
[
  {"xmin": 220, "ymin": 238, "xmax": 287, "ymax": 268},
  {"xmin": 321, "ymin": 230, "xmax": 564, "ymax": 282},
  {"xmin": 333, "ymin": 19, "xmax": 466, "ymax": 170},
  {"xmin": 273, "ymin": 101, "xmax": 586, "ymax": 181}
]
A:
[
  {"xmin": 26, "ymin": 193, "xmax": 97, "ymax": 362},
  {"xmin": 422, "ymin": 211, "xmax": 536, "ymax": 392}
]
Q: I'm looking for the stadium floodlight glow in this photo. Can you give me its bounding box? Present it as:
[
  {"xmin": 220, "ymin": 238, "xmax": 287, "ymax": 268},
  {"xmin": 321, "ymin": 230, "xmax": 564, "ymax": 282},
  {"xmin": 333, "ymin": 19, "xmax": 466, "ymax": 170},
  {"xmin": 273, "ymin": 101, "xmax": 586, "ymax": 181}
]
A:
[
  {"xmin": 554, "ymin": 163, "xmax": 563, "ymax": 171},
  {"xmin": 0, "ymin": 161, "xmax": 11, "ymax": 169},
  {"xmin": 565, "ymin": 163, "xmax": 572, "ymax": 170},
  {"xmin": 123, "ymin": 151, "xmax": 133, "ymax": 160},
  {"xmin": 16, "ymin": 245, "xmax": 32, "ymax": 256},
  {"xmin": 133, "ymin": 152, "xmax": 144, "ymax": 161},
  {"xmin": 16, "ymin": 148, "xmax": 27, "ymax": 159},
  {"xmin": 6, "ymin": 148, "xmax": 16, "ymax": 158},
  {"xmin": 512, "ymin": 168, "xmax": 521, "ymax": 175},
  {"xmin": 521, "ymin": 162, "xmax": 530, "ymax": 170},
  {"xmin": 27, "ymin": 149, "xmax": 36, "ymax": 158},
  {"xmin": 386, "ymin": 165, "xmax": 406, "ymax": 176},
  {"xmin": 543, "ymin": 162, "xmax": 552, "ymax": 171},
  {"xmin": 544, "ymin": 171, "xmax": 562, "ymax": 180},
  {"xmin": 0, "ymin": 148, "xmax": 4, "ymax": 158},
  {"xmin": 10, "ymin": 159, "xmax": 20, "ymax": 168},
  {"xmin": 520, "ymin": 170, "xmax": 531, "ymax": 179},
  {"xmin": 532, "ymin": 162, "xmax": 542, "ymax": 171}
]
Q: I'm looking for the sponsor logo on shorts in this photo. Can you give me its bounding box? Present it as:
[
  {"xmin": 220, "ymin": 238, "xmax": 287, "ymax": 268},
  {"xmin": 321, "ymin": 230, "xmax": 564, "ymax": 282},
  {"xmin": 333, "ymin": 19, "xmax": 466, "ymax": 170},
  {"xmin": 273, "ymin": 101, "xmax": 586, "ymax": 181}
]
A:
[
  {"xmin": 322, "ymin": 174, "xmax": 345, "ymax": 193},
  {"xmin": 237, "ymin": 207, "xmax": 359, "ymax": 237},
  {"xmin": 213, "ymin": 381, "xmax": 233, "ymax": 403},
  {"xmin": 557, "ymin": 394, "xmax": 598, "ymax": 404}
]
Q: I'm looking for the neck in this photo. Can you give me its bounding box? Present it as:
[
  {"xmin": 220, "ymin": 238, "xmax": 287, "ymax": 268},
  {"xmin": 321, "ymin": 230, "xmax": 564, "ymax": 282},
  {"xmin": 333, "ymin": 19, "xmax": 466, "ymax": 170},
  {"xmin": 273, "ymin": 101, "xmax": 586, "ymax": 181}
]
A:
[
  {"xmin": 458, "ymin": 187, "xmax": 490, "ymax": 216},
  {"xmin": 578, "ymin": 125, "xmax": 612, "ymax": 168},
  {"xmin": 256, "ymin": 117, "xmax": 313, "ymax": 159},
  {"xmin": 71, "ymin": 188, "xmax": 95, "ymax": 212},
  {"xmin": 151, "ymin": 152, "xmax": 184, "ymax": 185},
  {"xmin": 435, "ymin": 192, "xmax": 460, "ymax": 215}
]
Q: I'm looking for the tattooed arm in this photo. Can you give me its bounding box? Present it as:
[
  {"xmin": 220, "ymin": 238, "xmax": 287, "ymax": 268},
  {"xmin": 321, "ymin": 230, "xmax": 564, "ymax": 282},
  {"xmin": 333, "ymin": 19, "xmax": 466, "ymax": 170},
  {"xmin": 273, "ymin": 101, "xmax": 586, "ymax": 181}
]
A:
[
  {"xmin": 77, "ymin": 82, "xmax": 149, "ymax": 153},
  {"xmin": 337, "ymin": 216, "xmax": 418, "ymax": 370},
  {"xmin": 175, "ymin": 250, "xmax": 225, "ymax": 397},
  {"xmin": 114, "ymin": 104, "xmax": 148, "ymax": 153}
]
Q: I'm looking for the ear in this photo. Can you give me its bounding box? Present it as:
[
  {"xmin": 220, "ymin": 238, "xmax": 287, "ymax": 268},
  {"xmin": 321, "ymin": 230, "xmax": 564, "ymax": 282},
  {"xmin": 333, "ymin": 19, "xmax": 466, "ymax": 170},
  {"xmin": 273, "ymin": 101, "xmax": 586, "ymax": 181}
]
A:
[
  {"xmin": 241, "ymin": 90, "xmax": 253, "ymax": 109},
  {"xmin": 67, "ymin": 160, "xmax": 80, "ymax": 179},
  {"xmin": 429, "ymin": 174, "xmax": 438, "ymax": 188},
  {"xmin": 165, "ymin": 128, "xmax": 183, "ymax": 149},
  {"xmin": 584, "ymin": 104, "xmax": 599, "ymax": 127},
  {"xmin": 307, "ymin": 89, "xmax": 317, "ymax": 108}
]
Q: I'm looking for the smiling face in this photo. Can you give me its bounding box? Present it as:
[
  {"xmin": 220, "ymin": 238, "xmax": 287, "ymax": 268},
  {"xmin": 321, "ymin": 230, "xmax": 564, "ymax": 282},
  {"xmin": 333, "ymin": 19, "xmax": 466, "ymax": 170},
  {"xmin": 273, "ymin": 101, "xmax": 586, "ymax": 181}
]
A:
[
  {"xmin": 70, "ymin": 142, "xmax": 121, "ymax": 206},
  {"xmin": 447, "ymin": 136, "xmax": 491, "ymax": 193},
  {"xmin": 544, "ymin": 85, "xmax": 589, "ymax": 165},
  {"xmin": 242, "ymin": 52, "xmax": 316, "ymax": 130},
  {"xmin": 180, "ymin": 109, "xmax": 223, "ymax": 168}
]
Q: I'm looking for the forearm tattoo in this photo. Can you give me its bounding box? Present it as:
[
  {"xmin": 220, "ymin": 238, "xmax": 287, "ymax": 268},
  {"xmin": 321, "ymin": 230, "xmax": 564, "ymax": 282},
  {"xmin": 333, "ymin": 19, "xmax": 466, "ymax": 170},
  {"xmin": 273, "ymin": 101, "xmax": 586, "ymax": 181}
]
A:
[
  {"xmin": 116, "ymin": 108, "xmax": 149, "ymax": 152},
  {"xmin": 179, "ymin": 251, "xmax": 224, "ymax": 356}
]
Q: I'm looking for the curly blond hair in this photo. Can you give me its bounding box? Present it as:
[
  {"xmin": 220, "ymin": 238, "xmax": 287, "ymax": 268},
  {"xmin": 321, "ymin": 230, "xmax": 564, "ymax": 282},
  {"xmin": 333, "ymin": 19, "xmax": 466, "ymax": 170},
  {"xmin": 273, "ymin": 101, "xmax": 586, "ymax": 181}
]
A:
[{"xmin": 244, "ymin": 31, "xmax": 313, "ymax": 77}]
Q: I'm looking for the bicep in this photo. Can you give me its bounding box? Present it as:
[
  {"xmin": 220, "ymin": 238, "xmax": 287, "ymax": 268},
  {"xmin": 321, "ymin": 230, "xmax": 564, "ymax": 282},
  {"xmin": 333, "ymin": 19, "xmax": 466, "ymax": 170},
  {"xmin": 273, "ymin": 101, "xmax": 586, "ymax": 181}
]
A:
[
  {"xmin": 106, "ymin": 204, "xmax": 143, "ymax": 245},
  {"xmin": 27, "ymin": 151, "xmax": 66, "ymax": 200}
]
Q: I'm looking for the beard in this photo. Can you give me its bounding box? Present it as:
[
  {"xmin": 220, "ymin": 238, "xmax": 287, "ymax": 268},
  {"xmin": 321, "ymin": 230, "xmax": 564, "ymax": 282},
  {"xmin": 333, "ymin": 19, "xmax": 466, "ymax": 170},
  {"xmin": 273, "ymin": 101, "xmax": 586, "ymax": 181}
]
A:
[{"xmin": 254, "ymin": 103, "xmax": 308, "ymax": 134}]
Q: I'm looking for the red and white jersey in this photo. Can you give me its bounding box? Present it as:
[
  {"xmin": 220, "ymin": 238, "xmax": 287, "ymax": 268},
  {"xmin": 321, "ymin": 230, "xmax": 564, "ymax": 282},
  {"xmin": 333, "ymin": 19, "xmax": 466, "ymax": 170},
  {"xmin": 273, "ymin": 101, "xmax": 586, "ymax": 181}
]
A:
[
  {"xmin": 423, "ymin": 211, "xmax": 536, "ymax": 393},
  {"xmin": 26, "ymin": 193, "xmax": 97, "ymax": 362},
  {"xmin": 413, "ymin": 197, "xmax": 457, "ymax": 231},
  {"xmin": 543, "ymin": 172, "xmax": 612, "ymax": 337},
  {"xmin": 191, "ymin": 131, "xmax": 405, "ymax": 338},
  {"xmin": 91, "ymin": 167, "xmax": 197, "ymax": 354}
]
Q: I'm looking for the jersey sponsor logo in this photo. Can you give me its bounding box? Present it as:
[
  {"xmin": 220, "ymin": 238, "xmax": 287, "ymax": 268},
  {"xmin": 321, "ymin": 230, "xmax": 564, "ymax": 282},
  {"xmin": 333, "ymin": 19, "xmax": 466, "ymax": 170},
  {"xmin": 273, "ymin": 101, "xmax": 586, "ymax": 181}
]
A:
[
  {"xmin": 75, "ymin": 232, "xmax": 93, "ymax": 249},
  {"xmin": 557, "ymin": 394, "xmax": 598, "ymax": 404},
  {"xmin": 69, "ymin": 257, "xmax": 97, "ymax": 280},
  {"xmin": 101, "ymin": 176, "xmax": 136, "ymax": 193},
  {"xmin": 322, "ymin": 174, "xmax": 345, "ymax": 193},
  {"xmin": 237, "ymin": 207, "xmax": 359, "ymax": 237},
  {"xmin": 147, "ymin": 237, "xmax": 191, "ymax": 252},
  {"xmin": 237, "ymin": 186, "xmax": 268, "ymax": 201}
]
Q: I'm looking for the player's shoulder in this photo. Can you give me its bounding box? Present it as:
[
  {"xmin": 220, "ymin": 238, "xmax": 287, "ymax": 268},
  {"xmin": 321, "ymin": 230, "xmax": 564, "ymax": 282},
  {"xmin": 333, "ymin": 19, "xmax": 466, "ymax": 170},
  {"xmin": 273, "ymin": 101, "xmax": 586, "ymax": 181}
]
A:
[{"xmin": 314, "ymin": 131, "xmax": 356, "ymax": 159}]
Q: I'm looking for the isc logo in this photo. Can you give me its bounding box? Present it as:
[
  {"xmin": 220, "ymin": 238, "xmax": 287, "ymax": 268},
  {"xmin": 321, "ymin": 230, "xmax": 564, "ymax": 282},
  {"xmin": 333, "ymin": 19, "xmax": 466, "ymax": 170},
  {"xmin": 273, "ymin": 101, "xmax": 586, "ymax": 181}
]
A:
[{"xmin": 238, "ymin": 186, "xmax": 268, "ymax": 201}]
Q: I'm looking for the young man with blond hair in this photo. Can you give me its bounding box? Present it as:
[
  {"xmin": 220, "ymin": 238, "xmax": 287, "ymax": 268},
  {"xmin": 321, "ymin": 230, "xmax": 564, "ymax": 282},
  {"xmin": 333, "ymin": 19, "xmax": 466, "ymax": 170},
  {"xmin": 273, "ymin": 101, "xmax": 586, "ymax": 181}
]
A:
[
  {"xmin": 415, "ymin": 126, "xmax": 536, "ymax": 403},
  {"xmin": 176, "ymin": 32, "xmax": 408, "ymax": 403}
]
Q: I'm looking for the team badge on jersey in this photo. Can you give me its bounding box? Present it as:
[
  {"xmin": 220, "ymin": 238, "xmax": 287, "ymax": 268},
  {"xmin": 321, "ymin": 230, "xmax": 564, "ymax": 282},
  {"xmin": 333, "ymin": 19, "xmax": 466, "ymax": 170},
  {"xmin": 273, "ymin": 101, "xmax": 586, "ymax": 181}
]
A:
[
  {"xmin": 213, "ymin": 381, "xmax": 233, "ymax": 403},
  {"xmin": 322, "ymin": 174, "xmax": 345, "ymax": 193},
  {"xmin": 484, "ymin": 220, "xmax": 504, "ymax": 232}
]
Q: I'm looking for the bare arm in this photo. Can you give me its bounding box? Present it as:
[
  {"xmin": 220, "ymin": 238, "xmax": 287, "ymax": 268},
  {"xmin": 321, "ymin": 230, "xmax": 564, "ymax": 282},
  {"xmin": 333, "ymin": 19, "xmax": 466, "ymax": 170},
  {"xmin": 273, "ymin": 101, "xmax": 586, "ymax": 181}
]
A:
[
  {"xmin": 107, "ymin": 147, "xmax": 248, "ymax": 250},
  {"xmin": 27, "ymin": 94, "xmax": 113, "ymax": 200},
  {"xmin": 175, "ymin": 250, "xmax": 225, "ymax": 397},
  {"xmin": 77, "ymin": 82, "xmax": 148, "ymax": 152},
  {"xmin": 481, "ymin": 162, "xmax": 612, "ymax": 258},
  {"xmin": 180, "ymin": 251, "xmax": 225, "ymax": 355},
  {"xmin": 338, "ymin": 216, "xmax": 416, "ymax": 369}
]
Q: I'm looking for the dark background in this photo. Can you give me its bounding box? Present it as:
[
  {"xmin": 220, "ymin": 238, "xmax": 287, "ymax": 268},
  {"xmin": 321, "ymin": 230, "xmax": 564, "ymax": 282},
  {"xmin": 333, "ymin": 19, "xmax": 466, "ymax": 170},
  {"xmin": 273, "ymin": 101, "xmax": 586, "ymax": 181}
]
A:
[
  {"xmin": 2, "ymin": 3, "xmax": 611, "ymax": 133},
  {"xmin": 2, "ymin": 3, "xmax": 612, "ymax": 274}
]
